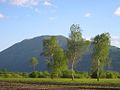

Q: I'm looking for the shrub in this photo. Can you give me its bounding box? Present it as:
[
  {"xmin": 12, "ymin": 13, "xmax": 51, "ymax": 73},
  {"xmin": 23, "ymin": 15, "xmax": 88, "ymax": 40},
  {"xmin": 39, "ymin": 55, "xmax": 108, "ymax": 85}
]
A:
[
  {"xmin": 21, "ymin": 72, "xmax": 29, "ymax": 78},
  {"xmin": 106, "ymin": 71, "xmax": 119, "ymax": 79},
  {"xmin": 75, "ymin": 71, "xmax": 89, "ymax": 78},
  {"xmin": 99, "ymin": 72, "xmax": 106, "ymax": 78},
  {"xmin": 62, "ymin": 70, "xmax": 74, "ymax": 78},
  {"xmin": 0, "ymin": 72, "xmax": 23, "ymax": 78},
  {"xmin": 29, "ymin": 71, "xmax": 39, "ymax": 78},
  {"xmin": 29, "ymin": 71, "xmax": 50, "ymax": 78},
  {"xmin": 90, "ymin": 71, "xmax": 106, "ymax": 78},
  {"xmin": 42, "ymin": 71, "xmax": 50, "ymax": 78},
  {"xmin": 90, "ymin": 71, "xmax": 97, "ymax": 78},
  {"xmin": 11, "ymin": 73, "xmax": 23, "ymax": 78},
  {"xmin": 4, "ymin": 73, "xmax": 13, "ymax": 78},
  {"xmin": 39, "ymin": 72, "xmax": 48, "ymax": 78},
  {"xmin": 51, "ymin": 72, "xmax": 59, "ymax": 79}
]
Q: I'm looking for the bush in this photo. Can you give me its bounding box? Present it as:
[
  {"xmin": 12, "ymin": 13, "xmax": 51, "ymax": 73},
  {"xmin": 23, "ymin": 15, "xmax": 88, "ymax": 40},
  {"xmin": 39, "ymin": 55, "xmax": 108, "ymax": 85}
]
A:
[
  {"xmin": 38, "ymin": 72, "xmax": 44, "ymax": 78},
  {"xmin": 51, "ymin": 72, "xmax": 59, "ymax": 79},
  {"xmin": 117, "ymin": 73, "xmax": 120, "ymax": 78},
  {"xmin": 42, "ymin": 71, "xmax": 50, "ymax": 78},
  {"xmin": 0, "ymin": 72, "xmax": 23, "ymax": 78},
  {"xmin": 106, "ymin": 71, "xmax": 119, "ymax": 79},
  {"xmin": 29, "ymin": 71, "xmax": 50, "ymax": 78},
  {"xmin": 4, "ymin": 73, "xmax": 13, "ymax": 78},
  {"xmin": 11, "ymin": 73, "xmax": 23, "ymax": 78},
  {"xmin": 62, "ymin": 70, "xmax": 74, "ymax": 78},
  {"xmin": 99, "ymin": 72, "xmax": 106, "ymax": 78},
  {"xmin": 29, "ymin": 71, "xmax": 39, "ymax": 78},
  {"xmin": 21, "ymin": 72, "xmax": 29, "ymax": 78},
  {"xmin": 39, "ymin": 72, "xmax": 49, "ymax": 78},
  {"xmin": 75, "ymin": 71, "xmax": 89, "ymax": 78},
  {"xmin": 61, "ymin": 70, "xmax": 89, "ymax": 78},
  {"xmin": 90, "ymin": 71, "xmax": 97, "ymax": 78}
]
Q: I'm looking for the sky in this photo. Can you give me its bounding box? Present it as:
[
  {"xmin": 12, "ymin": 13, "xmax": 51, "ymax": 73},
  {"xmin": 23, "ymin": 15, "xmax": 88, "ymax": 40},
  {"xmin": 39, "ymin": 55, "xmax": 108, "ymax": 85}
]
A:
[{"xmin": 0, "ymin": 0, "xmax": 120, "ymax": 51}]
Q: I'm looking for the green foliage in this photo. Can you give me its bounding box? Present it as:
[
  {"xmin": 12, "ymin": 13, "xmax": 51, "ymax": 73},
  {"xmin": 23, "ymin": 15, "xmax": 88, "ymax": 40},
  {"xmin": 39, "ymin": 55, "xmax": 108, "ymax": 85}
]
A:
[
  {"xmin": 51, "ymin": 72, "xmax": 60, "ymax": 78},
  {"xmin": 29, "ymin": 71, "xmax": 50, "ymax": 78},
  {"xmin": 91, "ymin": 33, "xmax": 111, "ymax": 81},
  {"xmin": 61, "ymin": 70, "xmax": 89, "ymax": 79},
  {"xmin": 42, "ymin": 36, "xmax": 68, "ymax": 76},
  {"xmin": 53, "ymin": 47, "xmax": 68, "ymax": 73},
  {"xmin": 43, "ymin": 36, "xmax": 58, "ymax": 68},
  {"xmin": 0, "ymin": 71, "xmax": 120, "ymax": 79},
  {"xmin": 39, "ymin": 71, "xmax": 50, "ymax": 78},
  {"xmin": 29, "ymin": 71, "xmax": 39, "ymax": 78},
  {"xmin": 0, "ymin": 72, "xmax": 23, "ymax": 78},
  {"xmin": 30, "ymin": 57, "xmax": 39, "ymax": 71},
  {"xmin": 21, "ymin": 72, "xmax": 29, "ymax": 78},
  {"xmin": 75, "ymin": 71, "xmax": 90, "ymax": 78},
  {"xmin": 62, "ymin": 70, "xmax": 74, "ymax": 78},
  {"xmin": 90, "ymin": 70, "xmax": 97, "ymax": 78},
  {"xmin": 99, "ymin": 72, "xmax": 106, "ymax": 78},
  {"xmin": 91, "ymin": 71, "xmax": 106, "ymax": 79},
  {"xmin": 90, "ymin": 71, "xmax": 120, "ymax": 79},
  {"xmin": 42, "ymin": 71, "xmax": 50, "ymax": 78},
  {"xmin": 67, "ymin": 24, "xmax": 90, "ymax": 80},
  {"xmin": 106, "ymin": 71, "xmax": 119, "ymax": 79}
]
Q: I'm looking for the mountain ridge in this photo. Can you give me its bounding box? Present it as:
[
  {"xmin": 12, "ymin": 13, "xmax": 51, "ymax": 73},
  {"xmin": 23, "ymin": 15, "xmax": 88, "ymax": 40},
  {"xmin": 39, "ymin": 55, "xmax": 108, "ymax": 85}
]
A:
[{"xmin": 0, "ymin": 35, "xmax": 120, "ymax": 72}]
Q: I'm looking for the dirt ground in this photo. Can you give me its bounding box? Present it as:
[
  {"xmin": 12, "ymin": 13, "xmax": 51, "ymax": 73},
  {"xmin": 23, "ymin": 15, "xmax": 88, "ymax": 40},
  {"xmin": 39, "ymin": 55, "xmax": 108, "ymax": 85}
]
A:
[{"xmin": 0, "ymin": 81, "xmax": 120, "ymax": 90}]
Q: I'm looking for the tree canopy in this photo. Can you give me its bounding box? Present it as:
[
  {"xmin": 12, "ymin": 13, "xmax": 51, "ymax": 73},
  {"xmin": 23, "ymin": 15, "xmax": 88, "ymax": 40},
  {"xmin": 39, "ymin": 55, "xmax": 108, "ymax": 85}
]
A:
[
  {"xmin": 67, "ymin": 24, "xmax": 90, "ymax": 80},
  {"xmin": 42, "ymin": 36, "xmax": 68, "ymax": 77},
  {"xmin": 31, "ymin": 57, "xmax": 39, "ymax": 71},
  {"xmin": 91, "ymin": 33, "xmax": 111, "ymax": 81}
]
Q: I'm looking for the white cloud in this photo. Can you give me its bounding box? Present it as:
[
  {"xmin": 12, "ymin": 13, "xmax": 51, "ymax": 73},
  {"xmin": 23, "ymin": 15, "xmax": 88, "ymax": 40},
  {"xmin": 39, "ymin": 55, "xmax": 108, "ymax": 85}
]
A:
[
  {"xmin": 114, "ymin": 7, "xmax": 120, "ymax": 16},
  {"xmin": 111, "ymin": 36, "xmax": 120, "ymax": 48},
  {"xmin": 10, "ymin": 0, "xmax": 39, "ymax": 7},
  {"xmin": 84, "ymin": 13, "xmax": 91, "ymax": 17},
  {"xmin": 43, "ymin": 0, "xmax": 57, "ymax": 8},
  {"xmin": 1, "ymin": 0, "xmax": 57, "ymax": 8},
  {"xmin": 0, "ymin": 13, "xmax": 5, "ymax": 19},
  {"xmin": 44, "ymin": 0, "xmax": 52, "ymax": 6},
  {"xmin": 0, "ymin": 0, "xmax": 57, "ymax": 15}
]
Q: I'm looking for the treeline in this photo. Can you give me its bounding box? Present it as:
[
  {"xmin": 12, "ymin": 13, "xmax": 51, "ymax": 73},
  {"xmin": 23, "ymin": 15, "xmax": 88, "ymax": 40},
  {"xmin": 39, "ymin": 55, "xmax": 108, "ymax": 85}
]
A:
[
  {"xmin": 0, "ymin": 24, "xmax": 118, "ymax": 80},
  {"xmin": 29, "ymin": 24, "xmax": 114, "ymax": 80},
  {"xmin": 0, "ymin": 71, "xmax": 120, "ymax": 79}
]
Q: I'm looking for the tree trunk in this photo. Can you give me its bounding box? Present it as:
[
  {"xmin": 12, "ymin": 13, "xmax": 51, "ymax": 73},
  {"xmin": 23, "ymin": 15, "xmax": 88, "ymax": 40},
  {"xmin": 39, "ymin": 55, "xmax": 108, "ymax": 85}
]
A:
[
  {"xmin": 97, "ymin": 71, "xmax": 99, "ymax": 81},
  {"xmin": 71, "ymin": 60, "xmax": 74, "ymax": 80},
  {"xmin": 97, "ymin": 59, "xmax": 100, "ymax": 81}
]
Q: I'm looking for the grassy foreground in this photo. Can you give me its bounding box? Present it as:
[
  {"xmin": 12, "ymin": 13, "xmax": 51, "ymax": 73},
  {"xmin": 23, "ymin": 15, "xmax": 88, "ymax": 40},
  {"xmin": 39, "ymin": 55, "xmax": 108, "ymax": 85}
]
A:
[
  {"xmin": 0, "ymin": 78, "xmax": 120, "ymax": 89},
  {"xmin": 0, "ymin": 78, "xmax": 120, "ymax": 84}
]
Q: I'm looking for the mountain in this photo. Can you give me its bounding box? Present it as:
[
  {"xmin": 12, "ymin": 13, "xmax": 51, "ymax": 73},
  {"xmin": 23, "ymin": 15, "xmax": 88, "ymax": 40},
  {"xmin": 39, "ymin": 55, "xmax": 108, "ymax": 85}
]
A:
[
  {"xmin": 0, "ymin": 35, "xmax": 67, "ymax": 72},
  {"xmin": 0, "ymin": 35, "xmax": 120, "ymax": 72}
]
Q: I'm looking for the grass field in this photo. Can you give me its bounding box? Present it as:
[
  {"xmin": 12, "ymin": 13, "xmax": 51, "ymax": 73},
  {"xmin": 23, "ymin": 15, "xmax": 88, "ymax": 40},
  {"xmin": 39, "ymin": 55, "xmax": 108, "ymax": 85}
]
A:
[
  {"xmin": 0, "ymin": 78, "xmax": 120, "ymax": 89},
  {"xmin": 0, "ymin": 78, "xmax": 120, "ymax": 84}
]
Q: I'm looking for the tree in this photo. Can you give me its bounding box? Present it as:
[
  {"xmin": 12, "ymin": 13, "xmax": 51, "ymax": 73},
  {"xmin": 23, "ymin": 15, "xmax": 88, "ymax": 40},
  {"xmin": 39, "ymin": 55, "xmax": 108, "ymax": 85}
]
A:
[
  {"xmin": 42, "ymin": 36, "xmax": 68, "ymax": 77},
  {"xmin": 67, "ymin": 24, "xmax": 90, "ymax": 80},
  {"xmin": 31, "ymin": 57, "xmax": 39, "ymax": 71},
  {"xmin": 91, "ymin": 33, "xmax": 111, "ymax": 81},
  {"xmin": 42, "ymin": 36, "xmax": 58, "ymax": 71},
  {"xmin": 52, "ymin": 47, "xmax": 68, "ymax": 77}
]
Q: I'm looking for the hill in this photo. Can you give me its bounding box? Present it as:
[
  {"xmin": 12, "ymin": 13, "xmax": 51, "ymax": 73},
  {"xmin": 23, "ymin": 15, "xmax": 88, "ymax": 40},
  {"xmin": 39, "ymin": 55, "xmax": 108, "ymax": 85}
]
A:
[{"xmin": 0, "ymin": 35, "xmax": 120, "ymax": 72}]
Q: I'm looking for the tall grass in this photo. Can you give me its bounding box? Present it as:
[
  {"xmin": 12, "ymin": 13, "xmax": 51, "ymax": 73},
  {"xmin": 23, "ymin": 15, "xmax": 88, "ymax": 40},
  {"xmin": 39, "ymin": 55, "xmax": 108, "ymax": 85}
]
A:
[{"xmin": 0, "ymin": 78, "xmax": 120, "ymax": 84}]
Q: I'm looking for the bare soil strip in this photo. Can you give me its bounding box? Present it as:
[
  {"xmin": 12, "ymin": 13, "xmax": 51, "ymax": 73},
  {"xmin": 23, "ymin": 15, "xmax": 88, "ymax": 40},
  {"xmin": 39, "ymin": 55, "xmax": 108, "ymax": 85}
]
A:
[{"xmin": 0, "ymin": 81, "xmax": 120, "ymax": 90}]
